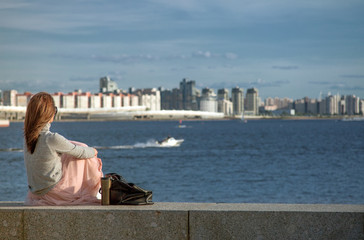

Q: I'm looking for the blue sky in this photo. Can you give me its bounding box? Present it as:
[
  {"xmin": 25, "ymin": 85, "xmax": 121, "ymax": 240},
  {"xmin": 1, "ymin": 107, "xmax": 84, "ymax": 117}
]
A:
[{"xmin": 1, "ymin": 0, "xmax": 363, "ymax": 100}]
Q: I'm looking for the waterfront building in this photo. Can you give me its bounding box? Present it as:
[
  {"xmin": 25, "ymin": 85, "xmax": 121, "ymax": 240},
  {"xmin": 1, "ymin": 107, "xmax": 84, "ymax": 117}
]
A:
[
  {"xmin": 265, "ymin": 97, "xmax": 275, "ymax": 107},
  {"xmin": 160, "ymin": 88, "xmax": 183, "ymax": 110},
  {"xmin": 122, "ymin": 94, "xmax": 130, "ymax": 107},
  {"xmin": 216, "ymin": 88, "xmax": 232, "ymax": 116},
  {"xmin": 16, "ymin": 92, "xmax": 32, "ymax": 107},
  {"xmin": 218, "ymin": 99, "xmax": 233, "ymax": 116},
  {"xmin": 307, "ymin": 99, "xmax": 318, "ymax": 115},
  {"xmin": 339, "ymin": 98, "xmax": 346, "ymax": 115},
  {"xmin": 90, "ymin": 93, "xmax": 102, "ymax": 108},
  {"xmin": 130, "ymin": 95, "xmax": 139, "ymax": 107},
  {"xmin": 326, "ymin": 94, "xmax": 340, "ymax": 115},
  {"xmin": 200, "ymin": 88, "xmax": 217, "ymax": 112},
  {"xmin": 345, "ymin": 95, "xmax": 360, "ymax": 115},
  {"xmin": 231, "ymin": 87, "xmax": 244, "ymax": 116},
  {"xmin": 76, "ymin": 92, "xmax": 91, "ymax": 108},
  {"xmin": 100, "ymin": 76, "xmax": 118, "ymax": 93},
  {"xmin": 62, "ymin": 92, "xmax": 77, "ymax": 109},
  {"xmin": 132, "ymin": 88, "xmax": 161, "ymax": 111},
  {"xmin": 294, "ymin": 99, "xmax": 305, "ymax": 114},
  {"xmin": 265, "ymin": 97, "xmax": 293, "ymax": 110},
  {"xmin": 3, "ymin": 90, "xmax": 18, "ymax": 106},
  {"xmin": 245, "ymin": 88, "xmax": 259, "ymax": 115},
  {"xmin": 51, "ymin": 92, "xmax": 63, "ymax": 108},
  {"xmin": 113, "ymin": 93, "xmax": 122, "ymax": 108},
  {"xmin": 217, "ymin": 88, "xmax": 229, "ymax": 101},
  {"xmin": 318, "ymin": 99, "xmax": 326, "ymax": 115},
  {"xmin": 180, "ymin": 78, "xmax": 199, "ymax": 110},
  {"xmin": 102, "ymin": 94, "xmax": 113, "ymax": 108}
]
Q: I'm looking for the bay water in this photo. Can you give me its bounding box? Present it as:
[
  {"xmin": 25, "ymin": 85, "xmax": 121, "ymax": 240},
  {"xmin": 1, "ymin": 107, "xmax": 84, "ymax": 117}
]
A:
[{"xmin": 0, "ymin": 119, "xmax": 363, "ymax": 204}]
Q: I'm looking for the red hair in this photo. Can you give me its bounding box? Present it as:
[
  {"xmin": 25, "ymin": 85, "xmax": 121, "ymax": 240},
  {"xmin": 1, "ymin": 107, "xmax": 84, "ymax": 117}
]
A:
[{"xmin": 24, "ymin": 92, "xmax": 57, "ymax": 153}]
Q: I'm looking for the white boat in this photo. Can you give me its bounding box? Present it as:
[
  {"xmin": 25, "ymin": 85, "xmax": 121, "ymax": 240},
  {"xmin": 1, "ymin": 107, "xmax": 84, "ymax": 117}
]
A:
[
  {"xmin": 0, "ymin": 120, "xmax": 10, "ymax": 127},
  {"xmin": 156, "ymin": 137, "xmax": 184, "ymax": 147}
]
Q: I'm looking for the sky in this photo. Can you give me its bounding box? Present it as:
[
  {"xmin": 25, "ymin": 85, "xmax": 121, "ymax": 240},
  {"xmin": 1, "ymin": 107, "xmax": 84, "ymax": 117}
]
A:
[{"xmin": 0, "ymin": 0, "xmax": 364, "ymax": 100}]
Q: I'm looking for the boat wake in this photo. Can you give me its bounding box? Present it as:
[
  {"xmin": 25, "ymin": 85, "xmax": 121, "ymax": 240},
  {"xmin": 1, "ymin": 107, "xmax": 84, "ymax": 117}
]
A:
[
  {"xmin": 94, "ymin": 139, "xmax": 181, "ymax": 150},
  {"xmin": 0, "ymin": 148, "xmax": 23, "ymax": 152}
]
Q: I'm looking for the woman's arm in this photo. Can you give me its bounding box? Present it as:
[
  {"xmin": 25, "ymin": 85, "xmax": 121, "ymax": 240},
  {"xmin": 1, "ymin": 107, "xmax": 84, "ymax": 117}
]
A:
[{"xmin": 46, "ymin": 133, "xmax": 96, "ymax": 159}]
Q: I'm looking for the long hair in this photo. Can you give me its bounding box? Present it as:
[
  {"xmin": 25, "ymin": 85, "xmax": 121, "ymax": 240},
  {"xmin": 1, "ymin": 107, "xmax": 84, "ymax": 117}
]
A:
[{"xmin": 24, "ymin": 92, "xmax": 57, "ymax": 154}]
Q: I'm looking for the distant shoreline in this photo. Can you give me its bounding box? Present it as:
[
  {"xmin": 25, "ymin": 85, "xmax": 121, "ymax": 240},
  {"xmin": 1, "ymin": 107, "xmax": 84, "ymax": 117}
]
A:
[{"xmin": 8, "ymin": 115, "xmax": 360, "ymax": 123}]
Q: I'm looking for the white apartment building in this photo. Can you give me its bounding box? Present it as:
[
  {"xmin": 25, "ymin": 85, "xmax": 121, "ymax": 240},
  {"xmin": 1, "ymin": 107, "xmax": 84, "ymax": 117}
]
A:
[
  {"xmin": 122, "ymin": 95, "xmax": 130, "ymax": 107},
  {"xmin": 102, "ymin": 94, "xmax": 113, "ymax": 108},
  {"xmin": 326, "ymin": 94, "xmax": 340, "ymax": 115},
  {"xmin": 90, "ymin": 94, "xmax": 102, "ymax": 108},
  {"xmin": 218, "ymin": 99, "xmax": 233, "ymax": 116},
  {"xmin": 113, "ymin": 94, "xmax": 122, "ymax": 108},
  {"xmin": 77, "ymin": 93, "xmax": 91, "ymax": 108},
  {"xmin": 130, "ymin": 95, "xmax": 139, "ymax": 106},
  {"xmin": 62, "ymin": 93, "xmax": 76, "ymax": 109},
  {"xmin": 200, "ymin": 88, "xmax": 217, "ymax": 112},
  {"xmin": 134, "ymin": 88, "xmax": 161, "ymax": 111},
  {"xmin": 52, "ymin": 93, "xmax": 62, "ymax": 108}
]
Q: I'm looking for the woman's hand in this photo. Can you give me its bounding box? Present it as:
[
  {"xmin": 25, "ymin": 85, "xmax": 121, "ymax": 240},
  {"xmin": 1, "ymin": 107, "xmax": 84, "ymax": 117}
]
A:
[{"xmin": 94, "ymin": 148, "xmax": 98, "ymax": 157}]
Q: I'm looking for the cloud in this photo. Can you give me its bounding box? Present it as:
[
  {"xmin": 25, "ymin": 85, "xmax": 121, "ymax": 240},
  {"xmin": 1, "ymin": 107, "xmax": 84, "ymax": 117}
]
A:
[
  {"xmin": 340, "ymin": 74, "xmax": 364, "ymax": 78},
  {"xmin": 329, "ymin": 84, "xmax": 364, "ymax": 91},
  {"xmin": 248, "ymin": 79, "xmax": 290, "ymax": 88},
  {"xmin": 272, "ymin": 66, "xmax": 299, "ymax": 70},
  {"xmin": 309, "ymin": 81, "xmax": 364, "ymax": 91},
  {"xmin": 91, "ymin": 54, "xmax": 159, "ymax": 64},
  {"xmin": 209, "ymin": 79, "xmax": 290, "ymax": 90},
  {"xmin": 69, "ymin": 76, "xmax": 98, "ymax": 82},
  {"xmin": 308, "ymin": 81, "xmax": 332, "ymax": 85},
  {"xmin": 225, "ymin": 53, "xmax": 238, "ymax": 60},
  {"xmin": 193, "ymin": 51, "xmax": 212, "ymax": 58},
  {"xmin": 52, "ymin": 50, "xmax": 239, "ymax": 64}
]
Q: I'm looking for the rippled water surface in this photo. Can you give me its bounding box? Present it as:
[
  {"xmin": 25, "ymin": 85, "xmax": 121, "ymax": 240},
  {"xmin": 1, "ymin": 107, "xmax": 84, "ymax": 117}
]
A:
[{"xmin": 0, "ymin": 119, "xmax": 363, "ymax": 204}]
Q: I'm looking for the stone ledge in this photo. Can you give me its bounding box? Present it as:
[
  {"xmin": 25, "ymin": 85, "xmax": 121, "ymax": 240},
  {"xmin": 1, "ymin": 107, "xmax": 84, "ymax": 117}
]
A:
[{"xmin": 1, "ymin": 202, "xmax": 363, "ymax": 240}]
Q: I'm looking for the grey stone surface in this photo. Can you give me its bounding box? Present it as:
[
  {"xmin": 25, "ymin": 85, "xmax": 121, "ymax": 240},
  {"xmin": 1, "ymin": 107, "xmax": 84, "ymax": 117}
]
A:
[
  {"xmin": 189, "ymin": 210, "xmax": 364, "ymax": 240},
  {"xmin": 0, "ymin": 202, "xmax": 363, "ymax": 240},
  {"xmin": 0, "ymin": 209, "xmax": 23, "ymax": 240},
  {"xmin": 23, "ymin": 208, "xmax": 188, "ymax": 240}
]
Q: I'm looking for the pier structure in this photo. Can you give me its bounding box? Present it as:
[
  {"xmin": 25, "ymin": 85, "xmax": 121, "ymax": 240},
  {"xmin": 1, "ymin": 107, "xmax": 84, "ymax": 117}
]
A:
[{"xmin": 0, "ymin": 106, "xmax": 224, "ymax": 121}]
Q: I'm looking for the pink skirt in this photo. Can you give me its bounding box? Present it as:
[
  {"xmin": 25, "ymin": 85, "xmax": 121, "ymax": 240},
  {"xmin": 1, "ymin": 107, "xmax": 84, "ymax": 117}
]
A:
[{"xmin": 25, "ymin": 141, "xmax": 103, "ymax": 206}]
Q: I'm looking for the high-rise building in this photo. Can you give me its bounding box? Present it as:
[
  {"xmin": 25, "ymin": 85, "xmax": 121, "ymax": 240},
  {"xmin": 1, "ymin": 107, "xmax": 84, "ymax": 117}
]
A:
[
  {"xmin": 100, "ymin": 76, "xmax": 118, "ymax": 93},
  {"xmin": 200, "ymin": 87, "xmax": 217, "ymax": 112},
  {"xmin": 179, "ymin": 78, "xmax": 199, "ymax": 110},
  {"xmin": 345, "ymin": 95, "xmax": 360, "ymax": 115},
  {"xmin": 217, "ymin": 88, "xmax": 229, "ymax": 101},
  {"xmin": 246, "ymin": 88, "xmax": 259, "ymax": 115},
  {"xmin": 326, "ymin": 94, "xmax": 340, "ymax": 115},
  {"xmin": 160, "ymin": 88, "xmax": 183, "ymax": 110},
  {"xmin": 3, "ymin": 90, "xmax": 18, "ymax": 106},
  {"xmin": 132, "ymin": 88, "xmax": 161, "ymax": 111},
  {"xmin": 231, "ymin": 87, "xmax": 244, "ymax": 115}
]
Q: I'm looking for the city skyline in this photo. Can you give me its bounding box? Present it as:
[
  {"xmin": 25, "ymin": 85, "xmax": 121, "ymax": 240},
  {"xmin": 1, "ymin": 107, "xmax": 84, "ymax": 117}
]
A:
[
  {"xmin": 1, "ymin": 1, "xmax": 364, "ymax": 100},
  {"xmin": 1, "ymin": 76, "xmax": 362, "ymax": 102}
]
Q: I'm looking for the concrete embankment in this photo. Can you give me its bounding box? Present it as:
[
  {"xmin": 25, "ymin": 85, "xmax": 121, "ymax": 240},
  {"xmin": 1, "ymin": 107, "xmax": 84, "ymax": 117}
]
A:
[{"xmin": 1, "ymin": 202, "xmax": 363, "ymax": 240}]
